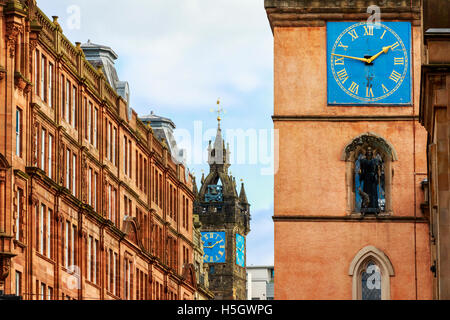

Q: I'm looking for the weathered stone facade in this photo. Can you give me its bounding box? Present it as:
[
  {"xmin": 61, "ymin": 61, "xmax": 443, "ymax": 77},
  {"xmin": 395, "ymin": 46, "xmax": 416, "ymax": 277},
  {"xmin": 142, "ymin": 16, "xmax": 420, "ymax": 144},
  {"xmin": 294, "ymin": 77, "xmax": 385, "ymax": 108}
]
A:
[
  {"xmin": 0, "ymin": 0, "xmax": 202, "ymax": 300},
  {"xmin": 266, "ymin": 0, "xmax": 432, "ymax": 299},
  {"xmin": 419, "ymin": 0, "xmax": 450, "ymax": 300},
  {"xmin": 194, "ymin": 121, "xmax": 251, "ymax": 300}
]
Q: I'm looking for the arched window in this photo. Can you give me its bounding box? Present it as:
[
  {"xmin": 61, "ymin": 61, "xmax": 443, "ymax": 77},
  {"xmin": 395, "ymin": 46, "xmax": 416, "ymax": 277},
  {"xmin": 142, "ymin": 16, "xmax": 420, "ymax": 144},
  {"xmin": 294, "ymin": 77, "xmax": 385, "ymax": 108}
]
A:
[
  {"xmin": 342, "ymin": 133, "xmax": 398, "ymax": 215},
  {"xmin": 349, "ymin": 246, "xmax": 395, "ymax": 300}
]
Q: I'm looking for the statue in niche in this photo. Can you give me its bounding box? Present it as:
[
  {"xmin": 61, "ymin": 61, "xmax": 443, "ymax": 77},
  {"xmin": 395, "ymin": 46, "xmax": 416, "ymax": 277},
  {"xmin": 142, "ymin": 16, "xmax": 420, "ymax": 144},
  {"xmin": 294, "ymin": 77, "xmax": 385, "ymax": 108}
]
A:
[{"xmin": 356, "ymin": 147, "xmax": 385, "ymax": 214}]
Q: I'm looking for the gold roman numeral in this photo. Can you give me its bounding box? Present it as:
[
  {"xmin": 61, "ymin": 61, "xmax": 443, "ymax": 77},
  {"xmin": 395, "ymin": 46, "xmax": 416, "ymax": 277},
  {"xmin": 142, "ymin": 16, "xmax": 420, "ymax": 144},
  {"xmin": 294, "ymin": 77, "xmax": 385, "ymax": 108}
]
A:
[
  {"xmin": 389, "ymin": 70, "xmax": 402, "ymax": 83},
  {"xmin": 348, "ymin": 29, "xmax": 359, "ymax": 41},
  {"xmin": 348, "ymin": 82, "xmax": 359, "ymax": 95},
  {"xmin": 338, "ymin": 42, "xmax": 348, "ymax": 50},
  {"xmin": 364, "ymin": 25, "xmax": 374, "ymax": 36},
  {"xmin": 366, "ymin": 87, "xmax": 374, "ymax": 98},
  {"xmin": 334, "ymin": 57, "xmax": 345, "ymax": 65},
  {"xmin": 380, "ymin": 30, "xmax": 387, "ymax": 40},
  {"xmin": 336, "ymin": 69, "xmax": 349, "ymax": 83},
  {"xmin": 391, "ymin": 42, "xmax": 400, "ymax": 50},
  {"xmin": 382, "ymin": 84, "xmax": 389, "ymax": 94},
  {"xmin": 394, "ymin": 57, "xmax": 404, "ymax": 65}
]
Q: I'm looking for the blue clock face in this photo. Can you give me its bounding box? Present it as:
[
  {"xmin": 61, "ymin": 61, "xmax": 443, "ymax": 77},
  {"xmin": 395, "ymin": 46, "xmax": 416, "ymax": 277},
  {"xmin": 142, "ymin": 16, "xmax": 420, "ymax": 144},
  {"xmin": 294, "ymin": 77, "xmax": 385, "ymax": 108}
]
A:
[
  {"xmin": 235, "ymin": 234, "xmax": 245, "ymax": 268},
  {"xmin": 201, "ymin": 232, "xmax": 226, "ymax": 263},
  {"xmin": 327, "ymin": 22, "xmax": 412, "ymax": 105}
]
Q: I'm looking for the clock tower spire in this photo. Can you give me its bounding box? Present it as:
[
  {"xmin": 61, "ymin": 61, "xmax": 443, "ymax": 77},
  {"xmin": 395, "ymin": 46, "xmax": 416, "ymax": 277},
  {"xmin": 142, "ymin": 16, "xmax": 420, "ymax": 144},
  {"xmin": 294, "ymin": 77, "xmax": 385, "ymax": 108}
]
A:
[{"xmin": 195, "ymin": 101, "xmax": 251, "ymax": 300}]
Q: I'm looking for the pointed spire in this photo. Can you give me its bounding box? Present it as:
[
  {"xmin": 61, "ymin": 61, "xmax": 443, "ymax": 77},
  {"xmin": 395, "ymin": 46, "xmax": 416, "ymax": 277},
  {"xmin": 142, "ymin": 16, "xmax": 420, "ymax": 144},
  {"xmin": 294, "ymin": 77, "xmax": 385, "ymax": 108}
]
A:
[
  {"xmin": 201, "ymin": 171, "xmax": 205, "ymax": 185},
  {"xmin": 239, "ymin": 181, "xmax": 248, "ymax": 204},
  {"xmin": 192, "ymin": 175, "xmax": 199, "ymax": 196}
]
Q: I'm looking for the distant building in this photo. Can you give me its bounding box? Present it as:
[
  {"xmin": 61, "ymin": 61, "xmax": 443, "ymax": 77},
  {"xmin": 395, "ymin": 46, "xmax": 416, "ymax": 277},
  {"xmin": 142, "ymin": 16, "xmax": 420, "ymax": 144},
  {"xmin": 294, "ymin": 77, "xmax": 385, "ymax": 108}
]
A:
[
  {"xmin": 246, "ymin": 266, "xmax": 274, "ymax": 300},
  {"xmin": 194, "ymin": 115, "xmax": 251, "ymax": 300}
]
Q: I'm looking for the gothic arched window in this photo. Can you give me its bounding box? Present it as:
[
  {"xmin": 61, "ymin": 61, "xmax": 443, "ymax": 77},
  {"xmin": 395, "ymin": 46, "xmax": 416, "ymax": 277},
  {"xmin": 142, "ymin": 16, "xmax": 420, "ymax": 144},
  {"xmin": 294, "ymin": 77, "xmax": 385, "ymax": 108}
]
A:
[
  {"xmin": 349, "ymin": 246, "xmax": 395, "ymax": 300},
  {"xmin": 342, "ymin": 133, "xmax": 398, "ymax": 215},
  {"xmin": 360, "ymin": 260, "xmax": 382, "ymax": 300}
]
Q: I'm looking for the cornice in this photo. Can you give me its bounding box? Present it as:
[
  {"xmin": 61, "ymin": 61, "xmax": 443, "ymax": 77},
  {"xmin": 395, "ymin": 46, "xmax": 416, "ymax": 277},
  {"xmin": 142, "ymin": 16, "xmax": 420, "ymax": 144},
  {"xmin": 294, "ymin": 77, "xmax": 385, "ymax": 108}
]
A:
[
  {"xmin": 265, "ymin": 0, "xmax": 421, "ymax": 31},
  {"xmin": 273, "ymin": 214, "xmax": 429, "ymax": 223},
  {"xmin": 272, "ymin": 114, "xmax": 418, "ymax": 122}
]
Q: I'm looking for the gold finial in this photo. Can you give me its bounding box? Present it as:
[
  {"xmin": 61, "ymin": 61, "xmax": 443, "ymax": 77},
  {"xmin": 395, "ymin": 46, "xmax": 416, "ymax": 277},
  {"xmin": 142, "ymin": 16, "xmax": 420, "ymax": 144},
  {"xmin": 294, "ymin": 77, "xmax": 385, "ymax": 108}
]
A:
[
  {"xmin": 215, "ymin": 98, "xmax": 224, "ymax": 123},
  {"xmin": 240, "ymin": 179, "xmax": 244, "ymax": 183}
]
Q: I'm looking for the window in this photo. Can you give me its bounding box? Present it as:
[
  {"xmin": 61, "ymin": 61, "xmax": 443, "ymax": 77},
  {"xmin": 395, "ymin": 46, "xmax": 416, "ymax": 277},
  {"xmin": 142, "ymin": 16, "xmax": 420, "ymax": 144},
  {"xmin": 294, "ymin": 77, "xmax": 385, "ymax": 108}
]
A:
[
  {"xmin": 129, "ymin": 141, "xmax": 132, "ymax": 177},
  {"xmin": 48, "ymin": 63, "xmax": 53, "ymax": 107},
  {"xmin": 46, "ymin": 209, "xmax": 52, "ymax": 259},
  {"xmin": 72, "ymin": 153, "xmax": 76, "ymax": 196},
  {"xmin": 113, "ymin": 252, "xmax": 117, "ymax": 295},
  {"xmin": 15, "ymin": 108, "xmax": 22, "ymax": 157},
  {"xmin": 85, "ymin": 98, "xmax": 89, "ymax": 142},
  {"xmin": 48, "ymin": 134, "xmax": 53, "ymax": 179},
  {"xmin": 72, "ymin": 86, "xmax": 77, "ymax": 128},
  {"xmin": 349, "ymin": 245, "xmax": 395, "ymax": 300},
  {"xmin": 71, "ymin": 225, "xmax": 76, "ymax": 266},
  {"xmin": 35, "ymin": 50, "xmax": 39, "ymax": 94},
  {"xmin": 106, "ymin": 121, "xmax": 111, "ymax": 161},
  {"xmin": 15, "ymin": 271, "xmax": 21, "ymax": 297},
  {"xmin": 40, "ymin": 54, "xmax": 46, "ymax": 100},
  {"xmin": 94, "ymin": 172, "xmax": 98, "ymax": 211},
  {"xmin": 47, "ymin": 287, "xmax": 53, "ymax": 300},
  {"xmin": 93, "ymin": 107, "xmax": 98, "ymax": 148},
  {"xmin": 124, "ymin": 137, "xmax": 128, "ymax": 174},
  {"xmin": 64, "ymin": 221, "xmax": 69, "ymax": 268},
  {"xmin": 113, "ymin": 127, "xmax": 117, "ymax": 166},
  {"xmin": 88, "ymin": 236, "xmax": 92, "ymax": 282},
  {"xmin": 66, "ymin": 149, "xmax": 70, "ymax": 189},
  {"xmin": 41, "ymin": 128, "xmax": 46, "ymax": 171},
  {"xmin": 88, "ymin": 168, "xmax": 92, "ymax": 206},
  {"xmin": 15, "ymin": 188, "xmax": 23, "ymax": 241},
  {"xmin": 39, "ymin": 204, "xmax": 44, "ymax": 255},
  {"xmin": 65, "ymin": 80, "xmax": 70, "ymax": 123},
  {"xmin": 40, "ymin": 283, "xmax": 46, "ymax": 300},
  {"xmin": 61, "ymin": 75, "xmax": 65, "ymax": 119},
  {"xmin": 361, "ymin": 261, "xmax": 382, "ymax": 300}
]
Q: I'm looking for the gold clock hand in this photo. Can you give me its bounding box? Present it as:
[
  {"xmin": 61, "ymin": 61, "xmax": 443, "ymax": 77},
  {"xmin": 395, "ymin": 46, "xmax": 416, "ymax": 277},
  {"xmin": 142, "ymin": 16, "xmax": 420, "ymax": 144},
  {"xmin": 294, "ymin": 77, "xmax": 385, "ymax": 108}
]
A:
[
  {"xmin": 367, "ymin": 45, "xmax": 393, "ymax": 63},
  {"xmin": 331, "ymin": 53, "xmax": 370, "ymax": 63}
]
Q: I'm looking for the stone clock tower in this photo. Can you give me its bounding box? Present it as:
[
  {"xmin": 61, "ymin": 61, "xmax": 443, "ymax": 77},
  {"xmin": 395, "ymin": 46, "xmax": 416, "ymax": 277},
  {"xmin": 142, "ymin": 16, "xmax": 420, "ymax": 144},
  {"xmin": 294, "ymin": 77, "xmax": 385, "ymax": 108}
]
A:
[
  {"xmin": 194, "ymin": 116, "xmax": 251, "ymax": 300},
  {"xmin": 265, "ymin": 0, "xmax": 432, "ymax": 299}
]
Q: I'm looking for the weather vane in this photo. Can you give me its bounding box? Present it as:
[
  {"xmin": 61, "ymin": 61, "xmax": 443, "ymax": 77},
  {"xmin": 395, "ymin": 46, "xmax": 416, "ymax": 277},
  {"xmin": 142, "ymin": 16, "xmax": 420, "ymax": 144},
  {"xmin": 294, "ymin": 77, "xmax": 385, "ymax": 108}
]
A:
[{"xmin": 211, "ymin": 98, "xmax": 226, "ymax": 123}]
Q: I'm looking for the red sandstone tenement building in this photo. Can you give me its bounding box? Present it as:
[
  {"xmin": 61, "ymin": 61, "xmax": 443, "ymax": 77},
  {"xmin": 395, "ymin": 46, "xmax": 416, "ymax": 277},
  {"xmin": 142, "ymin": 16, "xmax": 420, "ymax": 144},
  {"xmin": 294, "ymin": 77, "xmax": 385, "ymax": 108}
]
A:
[{"xmin": 0, "ymin": 0, "xmax": 210, "ymax": 300}]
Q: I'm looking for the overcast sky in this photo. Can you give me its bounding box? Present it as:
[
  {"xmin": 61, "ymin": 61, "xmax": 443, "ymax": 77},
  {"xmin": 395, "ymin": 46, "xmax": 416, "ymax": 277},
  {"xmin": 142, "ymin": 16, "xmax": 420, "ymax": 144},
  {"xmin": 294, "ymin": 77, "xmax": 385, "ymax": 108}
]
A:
[{"xmin": 36, "ymin": 0, "xmax": 274, "ymax": 266}]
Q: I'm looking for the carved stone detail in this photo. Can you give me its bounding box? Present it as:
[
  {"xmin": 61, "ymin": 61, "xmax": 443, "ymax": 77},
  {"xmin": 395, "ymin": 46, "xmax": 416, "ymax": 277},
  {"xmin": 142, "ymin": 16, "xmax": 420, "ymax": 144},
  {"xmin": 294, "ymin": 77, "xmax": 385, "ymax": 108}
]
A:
[{"xmin": 5, "ymin": 23, "xmax": 24, "ymax": 58}]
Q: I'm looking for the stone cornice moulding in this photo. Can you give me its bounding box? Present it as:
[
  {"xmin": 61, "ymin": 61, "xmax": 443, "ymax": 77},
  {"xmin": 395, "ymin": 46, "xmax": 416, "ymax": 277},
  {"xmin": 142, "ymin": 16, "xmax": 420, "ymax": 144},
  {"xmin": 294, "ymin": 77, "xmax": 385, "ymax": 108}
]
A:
[{"xmin": 265, "ymin": 0, "xmax": 421, "ymax": 30}]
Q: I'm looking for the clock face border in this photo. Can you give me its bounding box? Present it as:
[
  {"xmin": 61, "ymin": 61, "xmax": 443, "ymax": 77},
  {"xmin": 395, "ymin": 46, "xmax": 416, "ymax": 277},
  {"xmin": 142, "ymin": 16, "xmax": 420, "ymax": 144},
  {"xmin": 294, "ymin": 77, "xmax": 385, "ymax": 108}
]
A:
[
  {"xmin": 201, "ymin": 231, "xmax": 226, "ymax": 264},
  {"xmin": 326, "ymin": 21, "xmax": 412, "ymax": 106},
  {"xmin": 235, "ymin": 233, "xmax": 245, "ymax": 268}
]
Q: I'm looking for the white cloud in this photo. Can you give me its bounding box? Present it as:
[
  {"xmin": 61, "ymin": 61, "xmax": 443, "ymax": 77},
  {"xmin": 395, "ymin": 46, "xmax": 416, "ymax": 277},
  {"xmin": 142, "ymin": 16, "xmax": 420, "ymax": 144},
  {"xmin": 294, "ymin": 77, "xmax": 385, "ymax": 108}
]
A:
[{"xmin": 38, "ymin": 0, "xmax": 273, "ymax": 110}]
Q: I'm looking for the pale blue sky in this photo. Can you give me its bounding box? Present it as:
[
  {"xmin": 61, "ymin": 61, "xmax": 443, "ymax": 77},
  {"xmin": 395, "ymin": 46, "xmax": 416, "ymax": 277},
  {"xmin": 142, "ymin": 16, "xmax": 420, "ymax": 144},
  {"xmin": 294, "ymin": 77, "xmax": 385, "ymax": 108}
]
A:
[{"xmin": 37, "ymin": 0, "xmax": 274, "ymax": 266}]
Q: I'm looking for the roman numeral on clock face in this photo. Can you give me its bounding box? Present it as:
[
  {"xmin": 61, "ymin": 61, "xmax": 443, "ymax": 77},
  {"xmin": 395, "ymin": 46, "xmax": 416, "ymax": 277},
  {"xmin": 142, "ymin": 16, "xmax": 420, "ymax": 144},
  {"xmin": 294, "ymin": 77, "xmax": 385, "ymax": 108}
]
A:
[
  {"xmin": 389, "ymin": 70, "xmax": 402, "ymax": 83},
  {"xmin": 338, "ymin": 42, "xmax": 348, "ymax": 50},
  {"xmin": 348, "ymin": 82, "xmax": 359, "ymax": 94},
  {"xmin": 348, "ymin": 29, "xmax": 358, "ymax": 41},
  {"xmin": 391, "ymin": 41, "xmax": 400, "ymax": 50},
  {"xmin": 382, "ymin": 84, "xmax": 389, "ymax": 94},
  {"xmin": 366, "ymin": 87, "xmax": 374, "ymax": 98},
  {"xmin": 334, "ymin": 57, "xmax": 345, "ymax": 65},
  {"xmin": 336, "ymin": 69, "xmax": 349, "ymax": 83},
  {"xmin": 364, "ymin": 25, "xmax": 374, "ymax": 36},
  {"xmin": 394, "ymin": 57, "xmax": 404, "ymax": 65}
]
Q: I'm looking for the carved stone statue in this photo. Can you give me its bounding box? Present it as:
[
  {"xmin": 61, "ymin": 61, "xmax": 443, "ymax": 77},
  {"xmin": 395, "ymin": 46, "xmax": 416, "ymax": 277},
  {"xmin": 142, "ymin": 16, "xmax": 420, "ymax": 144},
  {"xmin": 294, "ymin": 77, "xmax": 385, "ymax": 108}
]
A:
[{"xmin": 359, "ymin": 147, "xmax": 381, "ymax": 212}]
